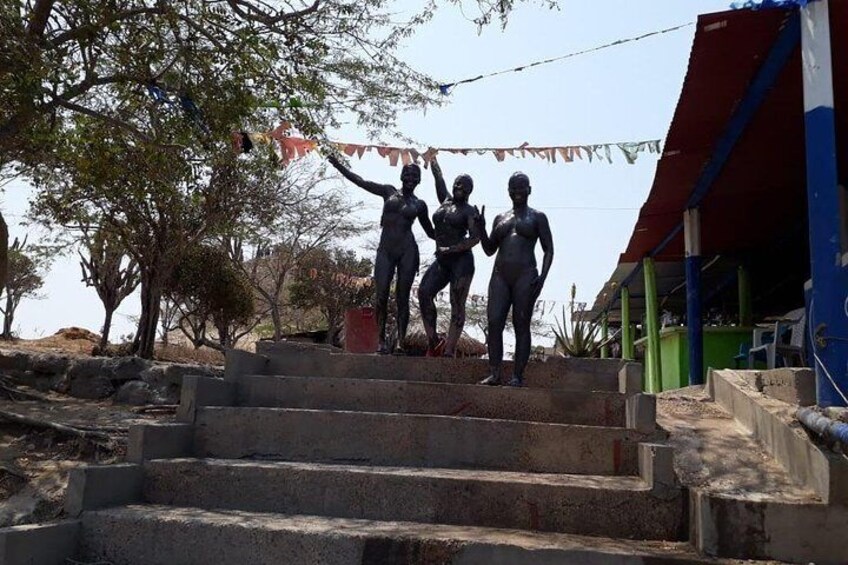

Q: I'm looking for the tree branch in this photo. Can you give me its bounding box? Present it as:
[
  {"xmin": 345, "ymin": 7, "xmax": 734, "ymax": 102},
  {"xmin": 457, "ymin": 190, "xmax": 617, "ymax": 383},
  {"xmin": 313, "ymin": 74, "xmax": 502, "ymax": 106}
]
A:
[
  {"xmin": 49, "ymin": 7, "xmax": 168, "ymax": 46},
  {"xmin": 50, "ymin": 98, "xmax": 153, "ymax": 143},
  {"xmin": 226, "ymin": 0, "xmax": 320, "ymax": 25},
  {"xmin": 26, "ymin": 0, "xmax": 57, "ymax": 38}
]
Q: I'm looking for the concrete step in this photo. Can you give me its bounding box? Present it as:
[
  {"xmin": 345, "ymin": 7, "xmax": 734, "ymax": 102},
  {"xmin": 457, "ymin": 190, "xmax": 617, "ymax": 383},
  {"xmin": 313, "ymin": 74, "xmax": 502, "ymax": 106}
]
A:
[
  {"xmin": 78, "ymin": 505, "xmax": 726, "ymax": 565},
  {"xmin": 193, "ymin": 407, "xmax": 653, "ymax": 475},
  {"xmin": 249, "ymin": 342, "xmax": 632, "ymax": 392},
  {"xmin": 237, "ymin": 375, "xmax": 626, "ymax": 426},
  {"xmin": 143, "ymin": 458, "xmax": 685, "ymax": 540}
]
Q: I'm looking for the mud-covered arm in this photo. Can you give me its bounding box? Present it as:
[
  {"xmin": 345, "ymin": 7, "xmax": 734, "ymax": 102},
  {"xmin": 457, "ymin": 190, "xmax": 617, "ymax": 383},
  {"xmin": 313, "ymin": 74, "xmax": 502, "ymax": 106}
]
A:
[
  {"xmin": 417, "ymin": 200, "xmax": 436, "ymax": 240},
  {"xmin": 537, "ymin": 212, "xmax": 554, "ymax": 287},
  {"xmin": 431, "ymin": 158, "xmax": 449, "ymax": 204},
  {"xmin": 477, "ymin": 206, "xmax": 499, "ymax": 256},
  {"xmin": 328, "ymin": 154, "xmax": 393, "ymax": 199}
]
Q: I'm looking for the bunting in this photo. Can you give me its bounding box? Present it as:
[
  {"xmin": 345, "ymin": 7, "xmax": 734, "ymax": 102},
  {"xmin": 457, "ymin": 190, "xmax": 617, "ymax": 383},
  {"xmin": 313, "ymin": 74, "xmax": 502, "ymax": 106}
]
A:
[
  {"xmin": 232, "ymin": 126, "xmax": 662, "ymax": 167},
  {"xmin": 730, "ymin": 0, "xmax": 808, "ymax": 9}
]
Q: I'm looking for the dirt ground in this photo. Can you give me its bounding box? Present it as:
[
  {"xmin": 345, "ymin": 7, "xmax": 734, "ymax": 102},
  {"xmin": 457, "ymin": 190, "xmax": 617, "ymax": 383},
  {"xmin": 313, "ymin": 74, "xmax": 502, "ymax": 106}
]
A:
[
  {"xmin": 0, "ymin": 384, "xmax": 175, "ymax": 527},
  {"xmin": 0, "ymin": 328, "xmax": 227, "ymax": 527}
]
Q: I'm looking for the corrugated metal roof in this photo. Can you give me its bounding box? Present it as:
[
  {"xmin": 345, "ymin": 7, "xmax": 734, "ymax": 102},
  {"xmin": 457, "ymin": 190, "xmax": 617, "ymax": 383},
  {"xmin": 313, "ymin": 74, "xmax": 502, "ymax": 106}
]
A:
[{"xmin": 589, "ymin": 3, "xmax": 848, "ymax": 322}]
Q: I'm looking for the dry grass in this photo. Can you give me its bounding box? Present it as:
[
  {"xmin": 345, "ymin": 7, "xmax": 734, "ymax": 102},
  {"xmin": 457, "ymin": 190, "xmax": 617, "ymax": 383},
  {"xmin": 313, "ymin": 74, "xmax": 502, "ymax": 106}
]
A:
[{"xmin": 0, "ymin": 327, "xmax": 224, "ymax": 367}]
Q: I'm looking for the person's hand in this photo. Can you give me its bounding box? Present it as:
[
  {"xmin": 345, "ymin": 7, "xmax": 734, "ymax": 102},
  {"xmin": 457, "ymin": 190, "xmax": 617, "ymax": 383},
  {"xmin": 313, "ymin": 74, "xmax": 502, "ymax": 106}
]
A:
[
  {"xmin": 475, "ymin": 205, "xmax": 486, "ymax": 228},
  {"xmin": 530, "ymin": 274, "xmax": 545, "ymax": 301}
]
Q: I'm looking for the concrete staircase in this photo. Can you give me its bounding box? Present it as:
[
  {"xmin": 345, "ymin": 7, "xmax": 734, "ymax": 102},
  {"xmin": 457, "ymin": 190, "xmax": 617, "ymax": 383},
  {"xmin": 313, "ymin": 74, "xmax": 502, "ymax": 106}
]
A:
[{"xmin": 4, "ymin": 347, "xmax": 734, "ymax": 564}]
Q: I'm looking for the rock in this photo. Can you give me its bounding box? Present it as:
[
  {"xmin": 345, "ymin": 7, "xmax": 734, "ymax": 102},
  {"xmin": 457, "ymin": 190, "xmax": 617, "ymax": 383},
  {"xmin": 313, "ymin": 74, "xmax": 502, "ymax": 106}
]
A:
[
  {"xmin": 114, "ymin": 381, "xmax": 153, "ymax": 405},
  {"xmin": 67, "ymin": 357, "xmax": 114, "ymax": 399},
  {"xmin": 151, "ymin": 384, "xmax": 180, "ymax": 405},
  {"xmin": 139, "ymin": 365, "xmax": 168, "ymax": 388},
  {"xmin": 29, "ymin": 352, "xmax": 70, "ymax": 375},
  {"xmin": 69, "ymin": 374, "xmax": 114, "ymax": 399},
  {"xmin": 108, "ymin": 357, "xmax": 151, "ymax": 382},
  {"xmin": 0, "ymin": 350, "xmax": 30, "ymax": 372}
]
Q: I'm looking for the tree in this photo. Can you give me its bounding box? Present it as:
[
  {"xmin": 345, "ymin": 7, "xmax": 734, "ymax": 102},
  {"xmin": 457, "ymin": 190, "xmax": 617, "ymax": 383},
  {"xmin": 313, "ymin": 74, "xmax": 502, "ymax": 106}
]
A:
[
  {"xmin": 31, "ymin": 127, "xmax": 291, "ymax": 358},
  {"xmin": 227, "ymin": 160, "xmax": 367, "ymax": 342},
  {"xmin": 0, "ymin": 238, "xmax": 46, "ymax": 338},
  {"xmin": 167, "ymin": 244, "xmax": 257, "ymax": 350},
  {"xmin": 3, "ymin": 0, "xmax": 557, "ymax": 298},
  {"xmin": 289, "ymin": 246, "xmax": 374, "ymax": 345},
  {"xmin": 79, "ymin": 226, "xmax": 140, "ymax": 348}
]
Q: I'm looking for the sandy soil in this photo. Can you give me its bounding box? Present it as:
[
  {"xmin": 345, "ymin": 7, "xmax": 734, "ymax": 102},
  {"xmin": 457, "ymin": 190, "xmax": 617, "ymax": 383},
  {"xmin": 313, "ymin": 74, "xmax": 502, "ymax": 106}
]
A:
[{"xmin": 657, "ymin": 385, "xmax": 819, "ymax": 503}]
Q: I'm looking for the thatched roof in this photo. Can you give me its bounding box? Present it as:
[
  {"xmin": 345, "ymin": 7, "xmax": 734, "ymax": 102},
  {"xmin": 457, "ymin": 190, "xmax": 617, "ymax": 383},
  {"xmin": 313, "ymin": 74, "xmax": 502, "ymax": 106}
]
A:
[{"xmin": 403, "ymin": 327, "xmax": 486, "ymax": 358}]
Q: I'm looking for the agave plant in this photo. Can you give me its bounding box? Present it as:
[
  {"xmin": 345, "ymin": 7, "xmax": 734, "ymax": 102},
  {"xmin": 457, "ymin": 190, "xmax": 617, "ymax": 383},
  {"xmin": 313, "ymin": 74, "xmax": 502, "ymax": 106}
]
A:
[{"xmin": 552, "ymin": 284, "xmax": 613, "ymax": 358}]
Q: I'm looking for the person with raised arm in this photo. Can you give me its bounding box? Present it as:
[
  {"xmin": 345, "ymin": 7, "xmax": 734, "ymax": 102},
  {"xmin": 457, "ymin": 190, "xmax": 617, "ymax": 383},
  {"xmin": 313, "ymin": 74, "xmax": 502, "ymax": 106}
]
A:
[
  {"xmin": 417, "ymin": 156, "xmax": 481, "ymax": 357},
  {"xmin": 476, "ymin": 172, "xmax": 554, "ymax": 386},
  {"xmin": 327, "ymin": 154, "xmax": 435, "ymax": 354}
]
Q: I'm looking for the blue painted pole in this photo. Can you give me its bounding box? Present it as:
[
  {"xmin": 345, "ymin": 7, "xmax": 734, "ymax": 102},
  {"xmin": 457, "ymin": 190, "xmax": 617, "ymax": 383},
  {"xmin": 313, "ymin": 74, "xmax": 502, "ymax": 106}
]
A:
[
  {"xmin": 801, "ymin": 0, "xmax": 848, "ymax": 407},
  {"xmin": 684, "ymin": 209, "xmax": 704, "ymax": 386}
]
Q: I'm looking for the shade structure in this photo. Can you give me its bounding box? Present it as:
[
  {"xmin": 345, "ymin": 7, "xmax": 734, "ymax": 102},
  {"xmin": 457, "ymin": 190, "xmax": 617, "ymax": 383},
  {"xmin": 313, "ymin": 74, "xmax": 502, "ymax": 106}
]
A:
[{"xmin": 589, "ymin": 4, "xmax": 848, "ymax": 324}]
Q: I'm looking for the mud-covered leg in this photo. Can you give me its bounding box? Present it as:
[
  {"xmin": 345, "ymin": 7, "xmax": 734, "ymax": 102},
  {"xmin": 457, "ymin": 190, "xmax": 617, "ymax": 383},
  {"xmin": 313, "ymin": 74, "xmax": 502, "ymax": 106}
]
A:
[
  {"xmin": 444, "ymin": 252, "xmax": 475, "ymax": 357},
  {"xmin": 480, "ymin": 273, "xmax": 511, "ymax": 385},
  {"xmin": 418, "ymin": 260, "xmax": 451, "ymax": 352},
  {"xmin": 374, "ymin": 249, "xmax": 395, "ymax": 354},
  {"xmin": 510, "ymin": 270, "xmax": 537, "ymax": 386},
  {"xmin": 394, "ymin": 243, "xmax": 420, "ymax": 354}
]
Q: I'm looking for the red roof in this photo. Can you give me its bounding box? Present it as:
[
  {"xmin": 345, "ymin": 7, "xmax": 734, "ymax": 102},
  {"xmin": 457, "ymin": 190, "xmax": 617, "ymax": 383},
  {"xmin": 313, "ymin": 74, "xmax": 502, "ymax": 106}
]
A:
[{"xmin": 592, "ymin": 4, "xmax": 848, "ymax": 320}]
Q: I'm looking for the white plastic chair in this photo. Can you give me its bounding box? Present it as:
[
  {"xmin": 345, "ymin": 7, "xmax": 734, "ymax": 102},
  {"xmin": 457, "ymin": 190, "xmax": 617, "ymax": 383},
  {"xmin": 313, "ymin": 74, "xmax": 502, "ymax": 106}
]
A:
[{"xmin": 747, "ymin": 308, "xmax": 806, "ymax": 370}]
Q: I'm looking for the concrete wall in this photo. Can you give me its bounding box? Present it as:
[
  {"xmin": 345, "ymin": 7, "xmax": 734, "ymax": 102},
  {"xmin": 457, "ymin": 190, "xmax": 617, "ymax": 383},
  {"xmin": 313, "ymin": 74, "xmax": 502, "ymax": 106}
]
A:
[{"xmin": 708, "ymin": 369, "xmax": 848, "ymax": 505}]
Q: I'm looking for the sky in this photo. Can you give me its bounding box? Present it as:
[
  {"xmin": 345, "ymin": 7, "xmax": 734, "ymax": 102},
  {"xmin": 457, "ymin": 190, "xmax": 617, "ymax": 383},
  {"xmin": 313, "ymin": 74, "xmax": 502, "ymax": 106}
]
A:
[{"xmin": 3, "ymin": 0, "xmax": 733, "ymax": 348}]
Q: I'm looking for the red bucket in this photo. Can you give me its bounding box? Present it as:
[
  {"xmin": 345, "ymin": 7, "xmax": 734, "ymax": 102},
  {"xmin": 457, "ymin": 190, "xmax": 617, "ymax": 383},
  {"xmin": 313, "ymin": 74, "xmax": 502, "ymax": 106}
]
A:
[{"xmin": 344, "ymin": 307, "xmax": 378, "ymax": 353}]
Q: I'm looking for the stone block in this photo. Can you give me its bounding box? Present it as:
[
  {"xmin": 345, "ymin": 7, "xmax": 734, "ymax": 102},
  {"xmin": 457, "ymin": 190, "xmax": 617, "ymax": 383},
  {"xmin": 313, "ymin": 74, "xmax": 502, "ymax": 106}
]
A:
[
  {"xmin": 625, "ymin": 393, "xmax": 656, "ymax": 433},
  {"xmin": 691, "ymin": 490, "xmax": 848, "ymax": 563},
  {"xmin": 638, "ymin": 443, "xmax": 677, "ymax": 494},
  {"xmin": 0, "ymin": 520, "xmax": 79, "ymax": 565},
  {"xmin": 225, "ymin": 349, "xmax": 270, "ymax": 382},
  {"xmin": 761, "ymin": 368, "xmax": 816, "ymax": 406},
  {"xmin": 618, "ymin": 363, "xmax": 643, "ymax": 397},
  {"xmin": 65, "ymin": 464, "xmax": 143, "ymax": 517},
  {"xmin": 127, "ymin": 423, "xmax": 194, "ymax": 463},
  {"xmin": 177, "ymin": 376, "xmax": 236, "ymax": 423}
]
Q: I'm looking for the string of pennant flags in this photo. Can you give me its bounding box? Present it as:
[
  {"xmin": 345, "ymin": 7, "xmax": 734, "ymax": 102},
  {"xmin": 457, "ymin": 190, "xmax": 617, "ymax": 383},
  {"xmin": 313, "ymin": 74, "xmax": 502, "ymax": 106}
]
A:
[{"xmin": 232, "ymin": 126, "xmax": 662, "ymax": 167}]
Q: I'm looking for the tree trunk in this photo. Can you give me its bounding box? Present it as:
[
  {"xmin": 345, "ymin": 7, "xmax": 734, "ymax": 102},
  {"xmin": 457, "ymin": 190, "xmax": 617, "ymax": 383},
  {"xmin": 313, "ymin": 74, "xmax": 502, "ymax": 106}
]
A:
[
  {"xmin": 2, "ymin": 294, "xmax": 14, "ymax": 339},
  {"xmin": 0, "ymin": 212, "xmax": 8, "ymax": 294},
  {"xmin": 135, "ymin": 268, "xmax": 163, "ymax": 359},
  {"xmin": 270, "ymin": 305, "xmax": 283, "ymax": 342},
  {"xmin": 100, "ymin": 307, "xmax": 114, "ymax": 349}
]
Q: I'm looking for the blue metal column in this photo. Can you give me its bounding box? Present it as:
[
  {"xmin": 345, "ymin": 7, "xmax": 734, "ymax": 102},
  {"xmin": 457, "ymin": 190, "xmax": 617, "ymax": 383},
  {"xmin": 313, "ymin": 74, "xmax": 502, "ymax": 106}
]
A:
[
  {"xmin": 801, "ymin": 0, "xmax": 848, "ymax": 406},
  {"xmin": 684, "ymin": 209, "xmax": 704, "ymax": 385}
]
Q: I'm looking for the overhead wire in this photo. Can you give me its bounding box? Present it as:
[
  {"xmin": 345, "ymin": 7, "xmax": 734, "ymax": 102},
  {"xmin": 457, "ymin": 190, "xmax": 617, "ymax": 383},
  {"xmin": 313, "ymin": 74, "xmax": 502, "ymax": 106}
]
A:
[{"xmin": 439, "ymin": 21, "xmax": 695, "ymax": 94}]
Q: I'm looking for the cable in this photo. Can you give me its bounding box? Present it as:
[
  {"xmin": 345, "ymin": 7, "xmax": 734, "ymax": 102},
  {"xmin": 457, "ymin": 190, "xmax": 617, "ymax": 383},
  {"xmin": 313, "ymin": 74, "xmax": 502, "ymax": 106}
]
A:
[
  {"xmin": 439, "ymin": 22, "xmax": 695, "ymax": 94},
  {"xmin": 809, "ymin": 298, "xmax": 848, "ymax": 405}
]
